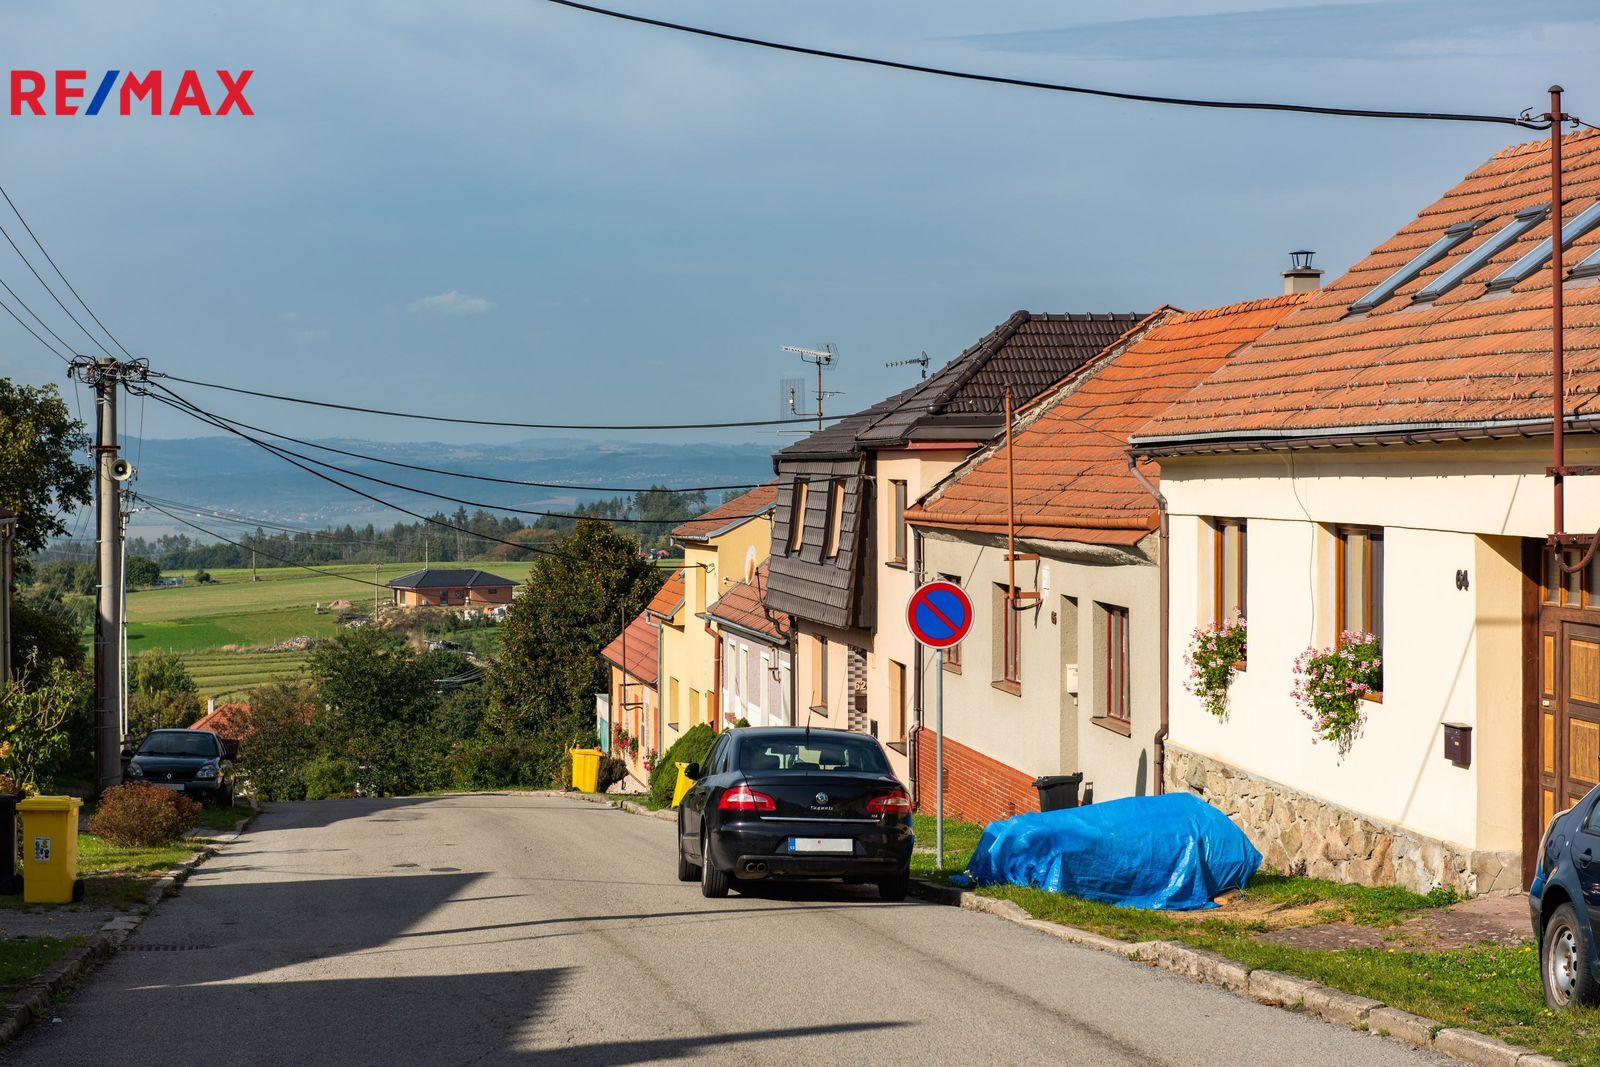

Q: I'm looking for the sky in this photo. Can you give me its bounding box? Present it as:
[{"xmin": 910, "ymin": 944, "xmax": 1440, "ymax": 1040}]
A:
[{"xmin": 3, "ymin": 0, "xmax": 1599, "ymax": 454}]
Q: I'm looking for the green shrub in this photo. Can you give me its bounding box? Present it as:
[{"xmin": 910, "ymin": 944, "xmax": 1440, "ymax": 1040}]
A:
[
  {"xmin": 648, "ymin": 723, "xmax": 715, "ymax": 807},
  {"xmin": 88, "ymin": 782, "xmax": 200, "ymax": 846},
  {"xmin": 596, "ymin": 754, "xmax": 628, "ymax": 793},
  {"xmin": 446, "ymin": 739, "xmax": 564, "ymax": 790},
  {"xmin": 239, "ymin": 681, "xmax": 318, "ymax": 802},
  {"xmin": 303, "ymin": 756, "xmax": 359, "ymax": 800}
]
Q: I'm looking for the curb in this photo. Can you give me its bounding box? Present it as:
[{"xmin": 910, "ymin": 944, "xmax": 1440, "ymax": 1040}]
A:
[
  {"xmin": 907, "ymin": 877, "xmax": 1560, "ymax": 1066},
  {"xmin": 0, "ymin": 803, "xmax": 260, "ymax": 1049}
]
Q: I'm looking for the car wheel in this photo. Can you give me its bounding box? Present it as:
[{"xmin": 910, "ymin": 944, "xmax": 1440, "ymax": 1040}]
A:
[
  {"xmin": 1543, "ymin": 903, "xmax": 1600, "ymax": 1008},
  {"xmin": 877, "ymin": 866, "xmax": 911, "ymax": 902},
  {"xmin": 677, "ymin": 817, "xmax": 701, "ymax": 882},
  {"xmin": 700, "ymin": 832, "xmax": 729, "ymax": 899}
]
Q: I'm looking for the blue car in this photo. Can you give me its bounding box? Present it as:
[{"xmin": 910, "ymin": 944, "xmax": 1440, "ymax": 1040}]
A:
[{"xmin": 1530, "ymin": 784, "xmax": 1600, "ymax": 1008}]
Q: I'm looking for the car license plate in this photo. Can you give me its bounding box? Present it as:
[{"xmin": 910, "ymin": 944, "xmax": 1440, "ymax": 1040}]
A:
[
  {"xmin": 153, "ymin": 782, "xmax": 184, "ymax": 790},
  {"xmin": 790, "ymin": 837, "xmax": 852, "ymax": 853}
]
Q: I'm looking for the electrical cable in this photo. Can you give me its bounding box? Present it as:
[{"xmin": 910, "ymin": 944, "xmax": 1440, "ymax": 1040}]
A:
[
  {"xmin": 0, "ymin": 219, "xmax": 110, "ymax": 358},
  {"xmin": 132, "ymin": 493, "xmax": 389, "ymax": 546},
  {"xmin": 540, "ymin": 0, "xmax": 1548, "ymax": 130},
  {"xmin": 152, "ymin": 372, "xmax": 844, "ymax": 431},
  {"xmin": 141, "ymin": 382, "xmax": 777, "ymax": 527},
  {"xmin": 146, "ymin": 398, "xmax": 770, "ymax": 494},
  {"xmin": 0, "ymin": 184, "xmax": 137, "ymax": 361},
  {"xmin": 0, "ymin": 271, "xmax": 79, "ymax": 359},
  {"xmin": 0, "ymin": 286, "xmax": 73, "ymax": 363}
]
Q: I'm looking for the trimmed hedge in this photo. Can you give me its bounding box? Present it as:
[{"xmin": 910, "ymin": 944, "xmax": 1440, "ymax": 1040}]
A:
[{"xmin": 648, "ymin": 723, "xmax": 716, "ymax": 807}]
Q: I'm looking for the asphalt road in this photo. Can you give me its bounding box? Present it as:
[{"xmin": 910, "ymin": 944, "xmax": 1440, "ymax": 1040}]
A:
[{"xmin": 6, "ymin": 794, "xmax": 1446, "ymax": 1065}]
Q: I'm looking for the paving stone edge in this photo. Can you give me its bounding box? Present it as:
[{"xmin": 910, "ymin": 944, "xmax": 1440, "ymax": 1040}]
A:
[{"xmin": 0, "ymin": 801, "xmax": 260, "ymax": 1049}]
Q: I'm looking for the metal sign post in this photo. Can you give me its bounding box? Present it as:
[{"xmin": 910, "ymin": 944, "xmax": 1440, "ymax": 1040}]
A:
[{"xmin": 906, "ymin": 580, "xmax": 973, "ymax": 874}]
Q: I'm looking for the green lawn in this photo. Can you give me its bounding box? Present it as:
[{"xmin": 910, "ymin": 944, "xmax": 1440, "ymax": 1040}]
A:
[{"xmin": 0, "ymin": 938, "xmax": 79, "ymax": 999}]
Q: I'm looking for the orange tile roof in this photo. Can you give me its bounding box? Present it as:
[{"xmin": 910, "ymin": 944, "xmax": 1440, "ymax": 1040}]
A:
[
  {"xmin": 671, "ymin": 483, "xmax": 779, "ymax": 542},
  {"xmin": 600, "ymin": 610, "xmax": 659, "ymax": 685},
  {"xmin": 190, "ymin": 702, "xmax": 252, "ymax": 740},
  {"xmin": 1138, "ymin": 131, "xmax": 1600, "ymax": 446},
  {"xmin": 645, "ymin": 567, "xmax": 685, "ymax": 620},
  {"xmin": 908, "ymin": 294, "xmax": 1308, "ymax": 544},
  {"xmin": 707, "ymin": 562, "xmax": 783, "ymax": 641}
]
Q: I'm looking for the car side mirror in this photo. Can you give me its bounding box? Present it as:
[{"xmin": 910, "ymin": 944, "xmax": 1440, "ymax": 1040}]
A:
[
  {"xmin": 221, "ymin": 740, "xmax": 240, "ymax": 761},
  {"xmin": 683, "ymin": 763, "xmax": 701, "ymax": 781}
]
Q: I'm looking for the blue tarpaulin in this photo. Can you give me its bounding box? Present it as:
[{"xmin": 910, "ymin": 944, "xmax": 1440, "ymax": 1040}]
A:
[{"xmin": 966, "ymin": 793, "xmax": 1261, "ymax": 910}]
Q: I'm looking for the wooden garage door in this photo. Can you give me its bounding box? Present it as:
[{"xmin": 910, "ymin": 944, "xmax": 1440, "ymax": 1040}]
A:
[{"xmin": 1549, "ymin": 622, "xmax": 1600, "ymax": 820}]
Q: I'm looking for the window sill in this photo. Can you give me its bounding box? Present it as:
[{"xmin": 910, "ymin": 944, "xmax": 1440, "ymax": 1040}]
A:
[
  {"xmin": 942, "ymin": 660, "xmax": 963, "ymax": 675},
  {"xmin": 667, "ymin": 722, "xmax": 680, "ymax": 732},
  {"xmin": 1090, "ymin": 715, "xmax": 1132, "ymax": 737},
  {"xmin": 809, "ymin": 705, "xmax": 830, "ymax": 716},
  {"xmin": 887, "ymin": 558, "xmax": 907, "ymax": 569},
  {"xmin": 886, "ymin": 740, "xmax": 907, "ymax": 755},
  {"xmin": 1361, "ymin": 691, "xmax": 1384, "ymax": 704},
  {"xmin": 990, "ymin": 680, "xmax": 1022, "ymax": 698}
]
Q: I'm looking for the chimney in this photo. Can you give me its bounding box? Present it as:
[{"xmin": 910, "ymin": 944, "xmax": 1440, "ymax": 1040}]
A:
[{"xmin": 1282, "ymin": 250, "xmax": 1323, "ymax": 295}]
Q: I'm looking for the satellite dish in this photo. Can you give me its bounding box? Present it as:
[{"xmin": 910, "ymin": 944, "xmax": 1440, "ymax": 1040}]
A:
[{"xmin": 110, "ymin": 458, "xmax": 135, "ymax": 482}]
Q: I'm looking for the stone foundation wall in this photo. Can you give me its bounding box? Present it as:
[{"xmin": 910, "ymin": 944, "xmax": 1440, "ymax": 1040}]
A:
[{"xmin": 1164, "ymin": 745, "xmax": 1522, "ymax": 895}]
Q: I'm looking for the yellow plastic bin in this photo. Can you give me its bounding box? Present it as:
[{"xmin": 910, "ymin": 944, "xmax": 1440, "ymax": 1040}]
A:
[
  {"xmin": 18, "ymin": 796, "xmax": 83, "ymax": 905},
  {"xmin": 569, "ymin": 748, "xmax": 603, "ymax": 793},
  {"xmin": 671, "ymin": 762, "xmax": 694, "ymax": 808}
]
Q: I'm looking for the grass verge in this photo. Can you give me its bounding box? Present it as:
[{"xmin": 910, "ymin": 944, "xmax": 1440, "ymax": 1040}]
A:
[{"xmin": 0, "ymin": 938, "xmax": 80, "ymax": 1000}]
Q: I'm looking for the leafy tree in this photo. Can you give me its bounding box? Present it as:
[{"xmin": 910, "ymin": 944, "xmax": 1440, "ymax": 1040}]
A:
[
  {"xmin": 489, "ymin": 521, "xmax": 662, "ymax": 741},
  {"xmin": 308, "ymin": 628, "xmax": 445, "ymax": 795},
  {"xmin": 0, "ymin": 655, "xmax": 89, "ymax": 792},
  {"xmin": 0, "ymin": 379, "xmax": 92, "ymax": 567},
  {"xmin": 126, "ymin": 556, "xmax": 161, "ymax": 586},
  {"xmin": 10, "ymin": 599, "xmax": 85, "ymax": 671},
  {"xmin": 129, "ymin": 649, "xmax": 201, "ymax": 739},
  {"xmin": 239, "ymin": 681, "xmax": 318, "ymax": 802},
  {"xmin": 193, "ymin": 568, "xmax": 213, "ymax": 584}
]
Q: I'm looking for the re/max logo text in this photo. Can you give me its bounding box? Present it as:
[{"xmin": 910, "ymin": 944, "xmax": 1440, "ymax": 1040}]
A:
[{"xmin": 8, "ymin": 70, "xmax": 253, "ymax": 116}]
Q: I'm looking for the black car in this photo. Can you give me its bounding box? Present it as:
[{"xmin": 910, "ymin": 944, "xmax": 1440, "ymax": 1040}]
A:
[
  {"xmin": 126, "ymin": 729, "xmax": 236, "ymax": 806},
  {"xmin": 675, "ymin": 726, "xmax": 914, "ymax": 900},
  {"xmin": 1530, "ymin": 783, "xmax": 1600, "ymax": 1008}
]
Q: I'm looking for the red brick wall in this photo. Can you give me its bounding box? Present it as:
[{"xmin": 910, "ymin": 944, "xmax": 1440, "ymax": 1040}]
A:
[{"xmin": 910, "ymin": 726, "xmax": 1039, "ymax": 825}]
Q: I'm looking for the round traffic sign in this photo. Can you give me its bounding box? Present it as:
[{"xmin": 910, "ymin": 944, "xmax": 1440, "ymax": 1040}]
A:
[{"xmin": 907, "ymin": 580, "xmax": 973, "ymax": 649}]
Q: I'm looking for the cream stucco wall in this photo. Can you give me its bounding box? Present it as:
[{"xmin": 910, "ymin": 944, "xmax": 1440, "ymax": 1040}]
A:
[
  {"xmin": 1157, "ymin": 436, "xmax": 1587, "ymax": 854},
  {"xmin": 667, "ymin": 514, "xmax": 774, "ymax": 733},
  {"xmin": 917, "ymin": 527, "xmax": 1161, "ymax": 800}
]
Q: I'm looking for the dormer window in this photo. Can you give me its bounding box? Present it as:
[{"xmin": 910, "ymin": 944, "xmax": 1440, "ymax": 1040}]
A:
[
  {"xmin": 1348, "ymin": 220, "xmax": 1479, "ymax": 314},
  {"xmin": 1411, "ymin": 206, "xmax": 1547, "ymax": 304},
  {"xmin": 1486, "ymin": 198, "xmax": 1600, "ymax": 293}
]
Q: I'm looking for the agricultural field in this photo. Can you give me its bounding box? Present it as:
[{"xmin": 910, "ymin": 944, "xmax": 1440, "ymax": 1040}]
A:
[{"xmin": 125, "ymin": 560, "xmax": 536, "ymax": 701}]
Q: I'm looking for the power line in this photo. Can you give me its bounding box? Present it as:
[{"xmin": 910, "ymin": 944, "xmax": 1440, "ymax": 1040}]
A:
[
  {"xmin": 153, "ymin": 372, "xmax": 844, "ymax": 431},
  {"xmin": 0, "ymin": 270, "xmax": 78, "ymax": 359},
  {"xmin": 541, "ymin": 0, "xmax": 1547, "ymax": 130},
  {"xmin": 145, "ymin": 398, "xmax": 768, "ymax": 494},
  {"xmin": 0, "ymin": 218, "xmax": 110, "ymax": 357},
  {"xmin": 142, "ymin": 383, "xmax": 776, "ymax": 527},
  {"xmin": 132, "ymin": 492, "xmax": 388, "ymax": 545},
  {"xmin": 134, "ymin": 497, "xmax": 389, "ymax": 589},
  {"xmin": 0, "ymin": 285, "xmax": 72, "ymax": 363},
  {"xmin": 0, "ymin": 183, "xmax": 136, "ymax": 360}
]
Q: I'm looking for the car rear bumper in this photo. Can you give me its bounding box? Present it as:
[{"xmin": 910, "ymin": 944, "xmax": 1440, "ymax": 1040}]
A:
[{"xmin": 710, "ymin": 819, "xmax": 912, "ymax": 879}]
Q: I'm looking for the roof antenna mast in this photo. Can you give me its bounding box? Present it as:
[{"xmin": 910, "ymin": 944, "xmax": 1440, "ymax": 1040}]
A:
[
  {"xmin": 780, "ymin": 344, "xmax": 840, "ymax": 432},
  {"xmin": 886, "ymin": 352, "xmax": 930, "ymax": 380}
]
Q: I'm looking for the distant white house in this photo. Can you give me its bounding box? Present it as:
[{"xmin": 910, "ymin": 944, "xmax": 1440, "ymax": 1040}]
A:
[{"xmin": 152, "ymin": 576, "xmax": 184, "ymax": 588}]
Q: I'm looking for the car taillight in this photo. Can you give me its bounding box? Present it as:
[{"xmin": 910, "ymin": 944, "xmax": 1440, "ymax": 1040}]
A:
[
  {"xmin": 867, "ymin": 789, "xmax": 912, "ymax": 815},
  {"xmin": 718, "ymin": 784, "xmax": 776, "ymax": 812}
]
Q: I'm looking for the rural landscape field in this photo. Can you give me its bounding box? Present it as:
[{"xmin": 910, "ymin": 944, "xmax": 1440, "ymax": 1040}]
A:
[{"xmin": 126, "ymin": 561, "xmax": 538, "ymax": 701}]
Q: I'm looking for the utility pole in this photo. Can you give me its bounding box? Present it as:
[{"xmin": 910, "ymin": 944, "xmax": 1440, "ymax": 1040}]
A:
[{"xmin": 71, "ymin": 356, "xmax": 145, "ymax": 794}]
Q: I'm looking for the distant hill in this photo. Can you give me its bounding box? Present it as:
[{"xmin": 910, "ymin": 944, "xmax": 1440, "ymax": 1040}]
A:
[{"xmin": 110, "ymin": 435, "xmax": 777, "ymax": 535}]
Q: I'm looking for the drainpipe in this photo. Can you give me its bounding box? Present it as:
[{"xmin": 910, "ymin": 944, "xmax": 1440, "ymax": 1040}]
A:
[
  {"xmin": 1126, "ymin": 453, "xmax": 1169, "ymax": 795},
  {"xmin": 910, "ymin": 523, "xmax": 925, "ymax": 805}
]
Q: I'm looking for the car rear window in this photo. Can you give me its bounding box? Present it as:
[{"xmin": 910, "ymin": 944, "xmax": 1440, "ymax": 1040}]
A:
[{"xmin": 738, "ymin": 736, "xmax": 890, "ymax": 775}]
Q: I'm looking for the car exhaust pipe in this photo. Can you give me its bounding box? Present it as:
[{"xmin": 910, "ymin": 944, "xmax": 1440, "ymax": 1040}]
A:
[{"xmin": 744, "ymin": 861, "xmax": 768, "ymax": 874}]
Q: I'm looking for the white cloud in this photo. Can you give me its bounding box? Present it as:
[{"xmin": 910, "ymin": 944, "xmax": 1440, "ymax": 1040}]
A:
[{"xmin": 408, "ymin": 290, "xmax": 492, "ymax": 316}]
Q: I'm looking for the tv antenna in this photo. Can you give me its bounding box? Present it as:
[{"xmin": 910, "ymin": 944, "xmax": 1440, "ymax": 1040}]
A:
[
  {"xmin": 886, "ymin": 352, "xmax": 930, "ymax": 380},
  {"xmin": 780, "ymin": 344, "xmax": 842, "ymax": 433}
]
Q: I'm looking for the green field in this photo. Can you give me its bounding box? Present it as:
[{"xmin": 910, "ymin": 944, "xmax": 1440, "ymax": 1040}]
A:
[{"xmin": 124, "ymin": 560, "xmax": 535, "ymax": 700}]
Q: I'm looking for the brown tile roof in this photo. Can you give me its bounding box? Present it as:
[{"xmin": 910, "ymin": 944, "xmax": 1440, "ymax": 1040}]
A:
[
  {"xmin": 908, "ymin": 295, "xmax": 1309, "ymax": 544},
  {"xmin": 707, "ymin": 563, "xmax": 782, "ymax": 641},
  {"xmin": 1137, "ymin": 131, "xmax": 1600, "ymax": 446},
  {"xmin": 600, "ymin": 610, "xmax": 659, "ymax": 686},
  {"xmin": 645, "ymin": 567, "xmax": 685, "ymax": 620},
  {"xmin": 671, "ymin": 483, "xmax": 779, "ymax": 542},
  {"xmin": 190, "ymin": 702, "xmax": 252, "ymax": 740},
  {"xmin": 780, "ymin": 311, "xmax": 1149, "ymax": 458}
]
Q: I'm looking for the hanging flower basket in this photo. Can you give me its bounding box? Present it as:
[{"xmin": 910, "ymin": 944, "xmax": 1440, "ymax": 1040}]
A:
[
  {"xmin": 1184, "ymin": 615, "xmax": 1247, "ymax": 720},
  {"xmin": 1291, "ymin": 632, "xmax": 1383, "ymax": 757}
]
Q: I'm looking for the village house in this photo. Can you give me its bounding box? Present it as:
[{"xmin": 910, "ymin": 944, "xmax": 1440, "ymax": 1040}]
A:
[
  {"xmin": 599, "ymin": 606, "xmax": 660, "ymax": 787},
  {"xmin": 387, "ymin": 567, "xmax": 518, "ymax": 608},
  {"xmin": 906, "ymin": 294, "xmax": 1307, "ymax": 823},
  {"xmin": 1130, "ymin": 130, "xmax": 1600, "ymax": 895},
  {"xmin": 705, "ymin": 562, "xmax": 792, "ymax": 729},
  {"xmin": 764, "ymin": 311, "xmax": 1148, "ymax": 781},
  {"xmin": 644, "ymin": 565, "xmax": 688, "ymax": 743}
]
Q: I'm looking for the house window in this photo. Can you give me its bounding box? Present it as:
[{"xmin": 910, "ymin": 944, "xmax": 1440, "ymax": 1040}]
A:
[
  {"xmin": 993, "ymin": 584, "xmax": 1021, "ymax": 693},
  {"xmin": 1101, "ymin": 604, "xmax": 1131, "ymax": 722},
  {"xmin": 888, "ymin": 660, "xmax": 907, "ymax": 742},
  {"xmin": 1212, "ymin": 519, "xmax": 1246, "ymax": 625},
  {"xmin": 810, "ymin": 635, "xmax": 829, "ymax": 709},
  {"xmin": 890, "ymin": 480, "xmax": 908, "ymax": 564},
  {"xmin": 1334, "ymin": 527, "xmax": 1384, "ymax": 642},
  {"xmin": 825, "ymin": 479, "xmax": 846, "ymax": 558},
  {"xmin": 788, "ymin": 480, "xmax": 808, "ymax": 552},
  {"xmin": 940, "ymin": 574, "xmax": 962, "ymax": 672},
  {"xmin": 668, "ymin": 677, "xmax": 680, "ymax": 727}
]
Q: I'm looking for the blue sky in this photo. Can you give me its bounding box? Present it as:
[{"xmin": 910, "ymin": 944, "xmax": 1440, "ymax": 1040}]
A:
[{"xmin": 2, "ymin": 1, "xmax": 1598, "ymax": 448}]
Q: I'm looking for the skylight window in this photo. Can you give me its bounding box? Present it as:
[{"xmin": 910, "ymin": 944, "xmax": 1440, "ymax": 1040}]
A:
[
  {"xmin": 1348, "ymin": 220, "xmax": 1479, "ymax": 314},
  {"xmin": 1486, "ymin": 199, "xmax": 1600, "ymax": 292},
  {"xmin": 1571, "ymin": 241, "xmax": 1600, "ymax": 280},
  {"xmin": 1411, "ymin": 205, "xmax": 1547, "ymax": 303}
]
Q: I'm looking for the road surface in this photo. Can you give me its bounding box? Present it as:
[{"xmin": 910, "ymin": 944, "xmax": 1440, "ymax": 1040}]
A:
[{"xmin": 7, "ymin": 794, "xmax": 1444, "ymax": 1065}]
